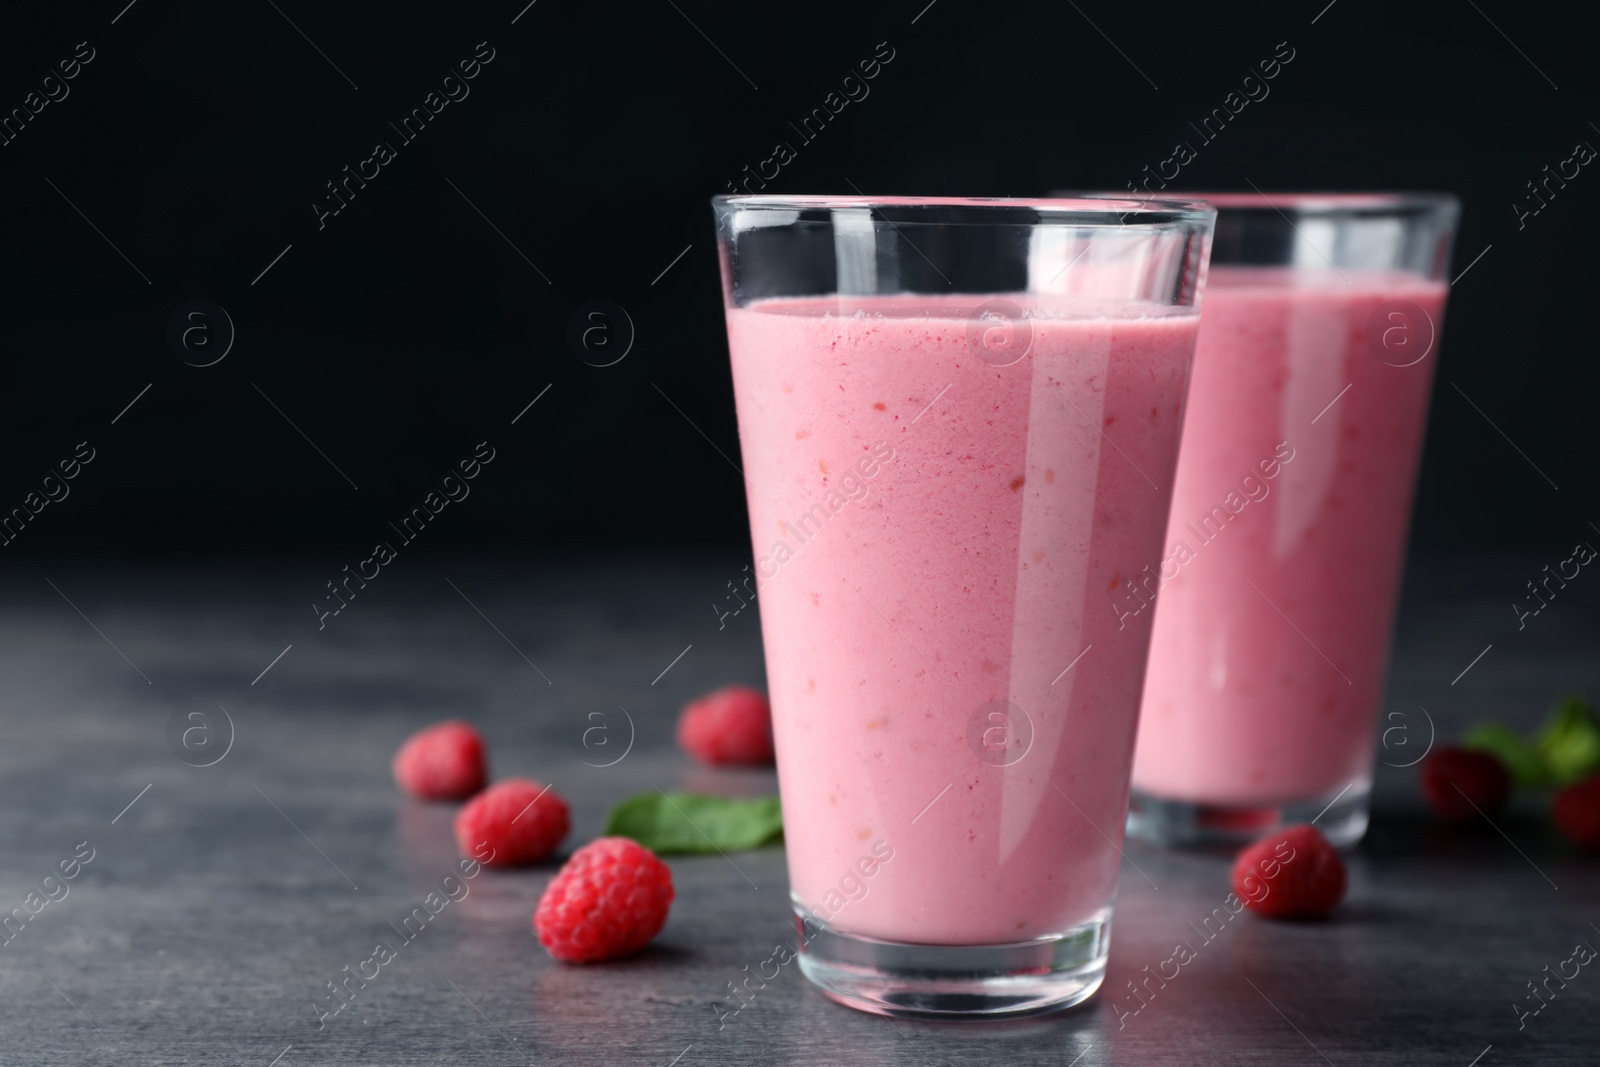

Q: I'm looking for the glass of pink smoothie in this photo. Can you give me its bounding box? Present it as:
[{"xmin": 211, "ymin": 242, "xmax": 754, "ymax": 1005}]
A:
[
  {"xmin": 710, "ymin": 195, "xmax": 1215, "ymax": 1017},
  {"xmin": 1117, "ymin": 193, "xmax": 1460, "ymax": 848}
]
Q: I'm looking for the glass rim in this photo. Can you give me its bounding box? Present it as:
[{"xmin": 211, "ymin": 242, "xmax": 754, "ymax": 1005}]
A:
[
  {"xmin": 711, "ymin": 193, "xmax": 1216, "ymax": 223},
  {"xmin": 1181, "ymin": 191, "xmax": 1457, "ymax": 214},
  {"xmin": 1061, "ymin": 189, "xmax": 1458, "ymax": 217}
]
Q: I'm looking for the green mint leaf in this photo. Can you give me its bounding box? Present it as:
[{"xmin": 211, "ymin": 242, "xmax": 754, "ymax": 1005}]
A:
[
  {"xmin": 1535, "ymin": 695, "xmax": 1600, "ymax": 786},
  {"xmin": 1463, "ymin": 723, "xmax": 1550, "ymax": 787},
  {"xmin": 603, "ymin": 792, "xmax": 782, "ymax": 854}
]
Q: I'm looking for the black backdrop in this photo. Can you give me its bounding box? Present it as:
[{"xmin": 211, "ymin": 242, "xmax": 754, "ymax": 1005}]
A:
[{"xmin": 0, "ymin": 0, "xmax": 1593, "ymax": 564}]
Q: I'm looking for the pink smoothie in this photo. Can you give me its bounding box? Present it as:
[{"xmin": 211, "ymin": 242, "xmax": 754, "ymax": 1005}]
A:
[
  {"xmin": 1133, "ymin": 268, "xmax": 1447, "ymax": 806},
  {"xmin": 725, "ymin": 295, "xmax": 1198, "ymax": 944}
]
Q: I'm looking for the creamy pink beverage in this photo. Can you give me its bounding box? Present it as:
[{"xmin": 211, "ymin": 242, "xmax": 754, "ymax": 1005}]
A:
[
  {"xmin": 726, "ymin": 296, "xmax": 1198, "ymax": 943},
  {"xmin": 1132, "ymin": 267, "xmax": 1448, "ymax": 829}
]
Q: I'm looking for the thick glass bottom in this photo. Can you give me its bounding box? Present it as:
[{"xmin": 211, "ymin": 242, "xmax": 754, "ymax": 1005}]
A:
[
  {"xmin": 792, "ymin": 904, "xmax": 1110, "ymax": 1019},
  {"xmin": 1126, "ymin": 779, "xmax": 1370, "ymax": 850}
]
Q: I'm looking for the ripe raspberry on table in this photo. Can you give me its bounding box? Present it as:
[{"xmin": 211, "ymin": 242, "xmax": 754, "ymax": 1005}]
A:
[
  {"xmin": 392, "ymin": 720, "xmax": 488, "ymax": 800},
  {"xmin": 453, "ymin": 778, "xmax": 569, "ymax": 867},
  {"xmin": 1552, "ymin": 775, "xmax": 1600, "ymax": 849},
  {"xmin": 1419, "ymin": 746, "xmax": 1511, "ymax": 821},
  {"xmin": 1231, "ymin": 824, "xmax": 1346, "ymax": 919},
  {"xmin": 535, "ymin": 836, "xmax": 675, "ymax": 963},
  {"xmin": 676, "ymin": 685, "xmax": 774, "ymax": 765}
]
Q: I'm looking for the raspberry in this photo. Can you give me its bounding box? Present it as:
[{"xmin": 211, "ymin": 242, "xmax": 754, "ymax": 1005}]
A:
[
  {"xmin": 1231, "ymin": 824, "xmax": 1346, "ymax": 919},
  {"xmin": 534, "ymin": 837, "xmax": 675, "ymax": 963},
  {"xmin": 1420, "ymin": 746, "xmax": 1511, "ymax": 821},
  {"xmin": 676, "ymin": 685, "xmax": 774, "ymax": 765},
  {"xmin": 453, "ymin": 778, "xmax": 569, "ymax": 867},
  {"xmin": 392, "ymin": 720, "xmax": 487, "ymax": 800},
  {"xmin": 1552, "ymin": 775, "xmax": 1600, "ymax": 849}
]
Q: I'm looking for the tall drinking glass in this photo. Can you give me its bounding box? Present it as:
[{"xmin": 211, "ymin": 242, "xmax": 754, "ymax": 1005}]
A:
[
  {"xmin": 1118, "ymin": 193, "xmax": 1459, "ymax": 848},
  {"xmin": 711, "ymin": 196, "xmax": 1215, "ymax": 1017}
]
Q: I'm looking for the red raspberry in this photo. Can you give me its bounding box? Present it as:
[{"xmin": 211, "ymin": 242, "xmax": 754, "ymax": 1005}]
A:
[
  {"xmin": 1419, "ymin": 746, "xmax": 1511, "ymax": 821},
  {"xmin": 534, "ymin": 837, "xmax": 675, "ymax": 963},
  {"xmin": 676, "ymin": 685, "xmax": 774, "ymax": 765},
  {"xmin": 453, "ymin": 778, "xmax": 569, "ymax": 867},
  {"xmin": 1552, "ymin": 775, "xmax": 1600, "ymax": 849},
  {"xmin": 1231, "ymin": 824, "xmax": 1346, "ymax": 919},
  {"xmin": 392, "ymin": 720, "xmax": 487, "ymax": 800}
]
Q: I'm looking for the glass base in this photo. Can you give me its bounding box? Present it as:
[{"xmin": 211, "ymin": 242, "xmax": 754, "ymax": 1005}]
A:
[
  {"xmin": 1126, "ymin": 780, "xmax": 1370, "ymax": 850},
  {"xmin": 792, "ymin": 905, "xmax": 1110, "ymax": 1019}
]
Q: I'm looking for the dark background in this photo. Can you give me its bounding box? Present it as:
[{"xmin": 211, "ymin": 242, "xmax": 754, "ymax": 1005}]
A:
[{"xmin": 0, "ymin": 0, "xmax": 1592, "ymax": 566}]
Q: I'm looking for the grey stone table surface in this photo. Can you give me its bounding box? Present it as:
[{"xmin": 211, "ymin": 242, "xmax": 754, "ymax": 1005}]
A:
[{"xmin": 0, "ymin": 553, "xmax": 1596, "ymax": 1066}]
